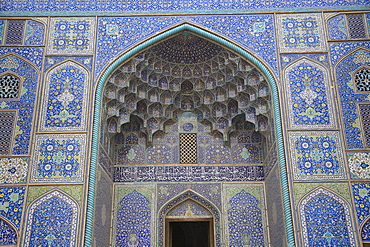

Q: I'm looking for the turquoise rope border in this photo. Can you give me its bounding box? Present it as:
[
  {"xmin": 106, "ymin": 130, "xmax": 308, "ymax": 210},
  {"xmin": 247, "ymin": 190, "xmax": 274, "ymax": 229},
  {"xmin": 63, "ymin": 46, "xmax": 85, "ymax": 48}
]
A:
[{"xmin": 85, "ymin": 23, "xmax": 295, "ymax": 246}]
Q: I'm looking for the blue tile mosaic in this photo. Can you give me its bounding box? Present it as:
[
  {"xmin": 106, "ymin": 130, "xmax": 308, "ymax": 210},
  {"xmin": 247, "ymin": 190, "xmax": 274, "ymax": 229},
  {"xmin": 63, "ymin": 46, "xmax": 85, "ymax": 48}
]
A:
[
  {"xmin": 44, "ymin": 56, "xmax": 93, "ymax": 72},
  {"xmin": 284, "ymin": 59, "xmax": 335, "ymax": 129},
  {"xmin": 117, "ymin": 145, "xmax": 145, "ymax": 165},
  {"xmin": 352, "ymin": 183, "xmax": 370, "ymax": 224},
  {"xmin": 327, "ymin": 14, "xmax": 348, "ymax": 40},
  {"xmin": 96, "ymin": 15, "xmax": 278, "ymax": 80},
  {"xmin": 40, "ymin": 61, "xmax": 89, "ymax": 131},
  {"xmin": 329, "ymin": 41, "xmax": 370, "ymax": 65},
  {"xmin": 299, "ymin": 188, "xmax": 355, "ymax": 246},
  {"xmin": 288, "ymin": 131, "xmax": 346, "ymax": 180},
  {"xmin": 47, "ymin": 17, "xmax": 95, "ymax": 55},
  {"xmin": 0, "ymin": 53, "xmax": 40, "ymax": 155},
  {"xmin": 24, "ymin": 190, "xmax": 78, "ymax": 247},
  {"xmin": 334, "ymin": 48, "xmax": 370, "ymax": 149},
  {"xmin": 205, "ymin": 144, "xmax": 231, "ymax": 163},
  {"xmin": 231, "ymin": 144, "xmax": 262, "ymax": 163},
  {"xmin": 157, "ymin": 183, "xmax": 221, "ymax": 210},
  {"xmin": 0, "ymin": 20, "xmax": 4, "ymax": 44},
  {"xmin": 276, "ymin": 14, "xmax": 326, "ymax": 53},
  {"xmin": 1, "ymin": 0, "xmax": 368, "ymax": 13},
  {"xmin": 362, "ymin": 219, "xmax": 370, "ymax": 242},
  {"xmin": 168, "ymin": 199, "xmax": 211, "ymax": 217},
  {"xmin": 228, "ymin": 189, "xmax": 265, "ymax": 246},
  {"xmin": 116, "ymin": 190, "xmax": 151, "ymax": 247},
  {"xmin": 0, "ymin": 218, "xmax": 17, "ymax": 245},
  {"xmin": 24, "ymin": 20, "xmax": 45, "ymax": 46},
  {"xmin": 158, "ymin": 190, "xmax": 221, "ymax": 247},
  {"xmin": 0, "ymin": 157, "xmax": 28, "ymax": 184},
  {"xmin": 280, "ymin": 53, "xmax": 329, "ymax": 70},
  {"xmin": 0, "ymin": 186, "xmax": 25, "ymax": 229},
  {"xmin": 31, "ymin": 134, "xmax": 87, "ymax": 183},
  {"xmin": 114, "ymin": 165, "xmax": 264, "ymax": 182}
]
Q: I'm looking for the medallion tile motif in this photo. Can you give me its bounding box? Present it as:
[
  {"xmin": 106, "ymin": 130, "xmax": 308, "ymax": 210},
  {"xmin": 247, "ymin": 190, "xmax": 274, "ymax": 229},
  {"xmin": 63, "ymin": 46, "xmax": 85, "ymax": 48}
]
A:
[
  {"xmin": 348, "ymin": 152, "xmax": 370, "ymax": 179},
  {"xmin": 31, "ymin": 134, "xmax": 87, "ymax": 183},
  {"xmin": 47, "ymin": 17, "xmax": 95, "ymax": 55},
  {"xmin": 40, "ymin": 61, "xmax": 89, "ymax": 131},
  {"xmin": 352, "ymin": 183, "xmax": 370, "ymax": 224},
  {"xmin": 277, "ymin": 13, "xmax": 326, "ymax": 53},
  {"xmin": 24, "ymin": 190, "xmax": 78, "ymax": 247},
  {"xmin": 300, "ymin": 188, "xmax": 355, "ymax": 246},
  {"xmin": 288, "ymin": 131, "xmax": 346, "ymax": 180},
  {"xmin": 284, "ymin": 58, "xmax": 335, "ymax": 129}
]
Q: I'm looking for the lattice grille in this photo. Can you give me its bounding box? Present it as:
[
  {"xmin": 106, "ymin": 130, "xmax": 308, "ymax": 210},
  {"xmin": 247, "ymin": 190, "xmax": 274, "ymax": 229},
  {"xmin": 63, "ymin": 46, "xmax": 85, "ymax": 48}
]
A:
[
  {"xmin": 347, "ymin": 14, "xmax": 366, "ymax": 39},
  {"xmin": 355, "ymin": 68, "xmax": 370, "ymax": 92},
  {"xmin": 0, "ymin": 74, "xmax": 20, "ymax": 99},
  {"xmin": 5, "ymin": 20, "xmax": 25, "ymax": 45},
  {"xmin": 0, "ymin": 111, "xmax": 16, "ymax": 155},
  {"xmin": 359, "ymin": 104, "xmax": 370, "ymax": 147},
  {"xmin": 180, "ymin": 133, "xmax": 197, "ymax": 164}
]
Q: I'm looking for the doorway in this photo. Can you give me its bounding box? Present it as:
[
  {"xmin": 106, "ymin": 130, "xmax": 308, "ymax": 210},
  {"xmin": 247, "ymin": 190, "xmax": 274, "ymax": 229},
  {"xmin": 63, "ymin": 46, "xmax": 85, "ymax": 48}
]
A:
[{"xmin": 167, "ymin": 219, "xmax": 214, "ymax": 247}]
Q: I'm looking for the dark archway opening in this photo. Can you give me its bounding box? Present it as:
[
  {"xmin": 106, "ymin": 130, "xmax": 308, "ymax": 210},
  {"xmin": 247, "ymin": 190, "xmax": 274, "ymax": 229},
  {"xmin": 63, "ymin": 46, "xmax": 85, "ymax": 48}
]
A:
[{"xmin": 168, "ymin": 220, "xmax": 212, "ymax": 247}]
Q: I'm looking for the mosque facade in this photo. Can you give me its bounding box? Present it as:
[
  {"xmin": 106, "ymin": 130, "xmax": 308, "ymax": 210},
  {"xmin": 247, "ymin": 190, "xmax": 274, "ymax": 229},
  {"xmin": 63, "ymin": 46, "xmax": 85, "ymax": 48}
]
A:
[{"xmin": 0, "ymin": 0, "xmax": 369, "ymax": 246}]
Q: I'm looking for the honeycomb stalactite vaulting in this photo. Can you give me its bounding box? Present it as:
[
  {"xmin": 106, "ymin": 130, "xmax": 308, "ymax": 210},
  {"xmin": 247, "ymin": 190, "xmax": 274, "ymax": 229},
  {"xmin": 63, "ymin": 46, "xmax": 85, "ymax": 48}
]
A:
[{"xmin": 104, "ymin": 33, "xmax": 271, "ymax": 145}]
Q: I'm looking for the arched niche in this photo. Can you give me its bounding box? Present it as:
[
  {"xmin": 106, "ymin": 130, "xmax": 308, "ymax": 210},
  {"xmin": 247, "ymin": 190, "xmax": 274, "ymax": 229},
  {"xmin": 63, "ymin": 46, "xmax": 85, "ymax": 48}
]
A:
[
  {"xmin": 298, "ymin": 187, "xmax": 356, "ymax": 247},
  {"xmin": 158, "ymin": 190, "xmax": 219, "ymax": 247},
  {"xmin": 88, "ymin": 23, "xmax": 294, "ymax": 247},
  {"xmin": 0, "ymin": 217, "xmax": 18, "ymax": 247}
]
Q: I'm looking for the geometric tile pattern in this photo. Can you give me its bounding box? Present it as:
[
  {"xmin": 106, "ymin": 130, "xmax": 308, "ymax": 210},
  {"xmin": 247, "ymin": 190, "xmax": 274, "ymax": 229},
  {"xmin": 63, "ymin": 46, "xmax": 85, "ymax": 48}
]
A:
[
  {"xmin": 352, "ymin": 183, "xmax": 370, "ymax": 224},
  {"xmin": 40, "ymin": 61, "xmax": 89, "ymax": 131},
  {"xmin": 347, "ymin": 14, "xmax": 367, "ymax": 39},
  {"xmin": 31, "ymin": 134, "xmax": 87, "ymax": 183},
  {"xmin": 276, "ymin": 13, "xmax": 326, "ymax": 53},
  {"xmin": 355, "ymin": 68, "xmax": 370, "ymax": 92},
  {"xmin": 334, "ymin": 48, "xmax": 370, "ymax": 149},
  {"xmin": 5, "ymin": 20, "xmax": 25, "ymax": 45},
  {"xmin": 0, "ymin": 218, "xmax": 17, "ymax": 245},
  {"xmin": 0, "ymin": 157, "xmax": 28, "ymax": 184},
  {"xmin": 2, "ymin": 0, "xmax": 368, "ymax": 13},
  {"xmin": 115, "ymin": 190, "xmax": 151, "ymax": 247},
  {"xmin": 284, "ymin": 59, "xmax": 334, "ymax": 129},
  {"xmin": 280, "ymin": 53, "xmax": 330, "ymax": 70},
  {"xmin": 0, "ymin": 186, "xmax": 26, "ymax": 229},
  {"xmin": 327, "ymin": 14, "xmax": 348, "ymax": 40},
  {"xmin": 47, "ymin": 17, "xmax": 95, "ymax": 55},
  {"xmin": 299, "ymin": 188, "xmax": 355, "ymax": 246},
  {"xmin": 0, "ymin": 74, "xmax": 20, "ymax": 99},
  {"xmin": 227, "ymin": 189, "xmax": 265, "ymax": 246},
  {"xmin": 288, "ymin": 131, "xmax": 346, "ymax": 180},
  {"xmin": 114, "ymin": 165, "xmax": 264, "ymax": 182},
  {"xmin": 179, "ymin": 133, "xmax": 197, "ymax": 164},
  {"xmin": 44, "ymin": 56, "xmax": 93, "ymax": 72},
  {"xmin": 348, "ymin": 152, "xmax": 370, "ymax": 179},
  {"xmin": 0, "ymin": 54, "xmax": 39, "ymax": 155},
  {"xmin": 24, "ymin": 190, "xmax": 79, "ymax": 247},
  {"xmin": 0, "ymin": 111, "xmax": 15, "ymax": 155}
]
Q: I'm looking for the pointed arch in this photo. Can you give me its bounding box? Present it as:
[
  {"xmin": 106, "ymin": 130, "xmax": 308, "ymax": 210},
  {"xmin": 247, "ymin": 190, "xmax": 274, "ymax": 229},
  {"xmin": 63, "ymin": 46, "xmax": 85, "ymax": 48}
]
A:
[
  {"xmin": 158, "ymin": 190, "xmax": 220, "ymax": 247},
  {"xmin": 283, "ymin": 57, "xmax": 335, "ymax": 129},
  {"xmin": 87, "ymin": 22, "xmax": 293, "ymax": 247},
  {"xmin": 360, "ymin": 215, "xmax": 370, "ymax": 242},
  {"xmin": 40, "ymin": 60, "xmax": 89, "ymax": 131},
  {"xmin": 24, "ymin": 189, "xmax": 79, "ymax": 247},
  {"xmin": 0, "ymin": 216, "xmax": 18, "ymax": 246},
  {"xmin": 298, "ymin": 187, "xmax": 355, "ymax": 247}
]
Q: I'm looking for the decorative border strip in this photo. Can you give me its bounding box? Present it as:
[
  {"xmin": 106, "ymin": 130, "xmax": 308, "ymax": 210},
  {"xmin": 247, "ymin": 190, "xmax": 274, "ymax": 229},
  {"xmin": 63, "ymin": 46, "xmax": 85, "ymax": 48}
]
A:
[{"xmin": 87, "ymin": 23, "xmax": 295, "ymax": 246}]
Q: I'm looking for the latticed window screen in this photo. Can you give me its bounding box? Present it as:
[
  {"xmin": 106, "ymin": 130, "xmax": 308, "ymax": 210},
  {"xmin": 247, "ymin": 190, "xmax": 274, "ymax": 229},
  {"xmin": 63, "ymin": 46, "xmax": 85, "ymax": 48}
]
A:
[
  {"xmin": 347, "ymin": 14, "xmax": 367, "ymax": 39},
  {"xmin": 355, "ymin": 68, "xmax": 370, "ymax": 92},
  {"xmin": 180, "ymin": 133, "xmax": 197, "ymax": 164},
  {"xmin": 359, "ymin": 104, "xmax": 370, "ymax": 147},
  {"xmin": 5, "ymin": 20, "xmax": 26, "ymax": 45},
  {"xmin": 0, "ymin": 74, "xmax": 20, "ymax": 99},
  {"xmin": 0, "ymin": 111, "xmax": 16, "ymax": 155}
]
